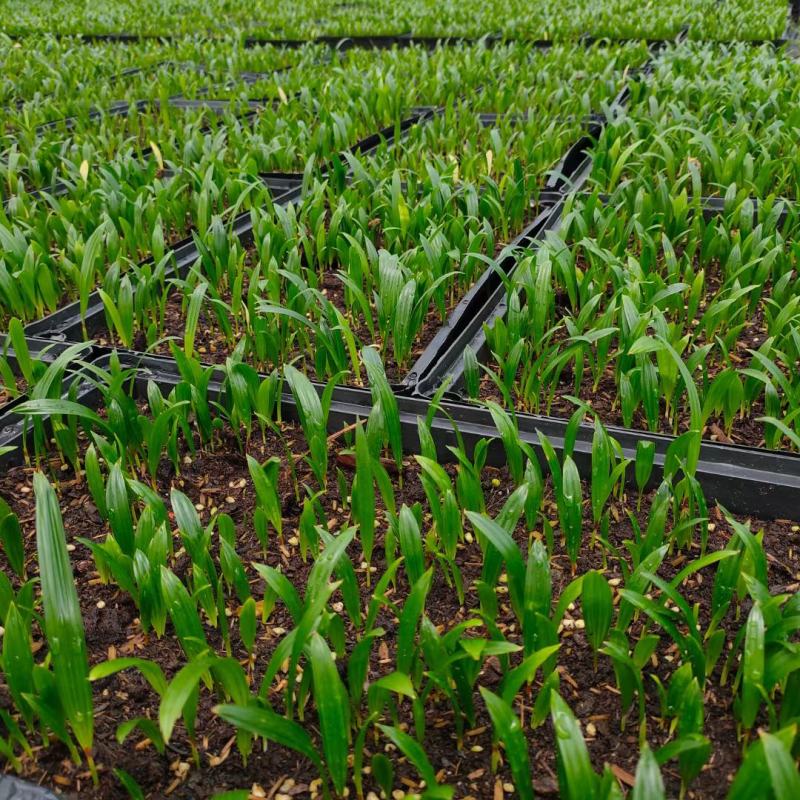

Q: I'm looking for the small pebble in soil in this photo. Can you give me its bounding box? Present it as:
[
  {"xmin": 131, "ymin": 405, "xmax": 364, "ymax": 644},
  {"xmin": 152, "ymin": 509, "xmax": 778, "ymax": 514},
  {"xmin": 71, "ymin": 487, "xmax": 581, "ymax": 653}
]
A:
[{"xmin": 96, "ymin": 600, "xmax": 105, "ymax": 609}]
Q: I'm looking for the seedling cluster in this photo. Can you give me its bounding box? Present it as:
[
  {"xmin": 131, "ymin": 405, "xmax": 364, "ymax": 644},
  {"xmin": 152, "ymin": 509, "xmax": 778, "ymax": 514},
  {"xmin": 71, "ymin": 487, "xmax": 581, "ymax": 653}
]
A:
[{"xmin": 2, "ymin": 4, "xmax": 800, "ymax": 800}]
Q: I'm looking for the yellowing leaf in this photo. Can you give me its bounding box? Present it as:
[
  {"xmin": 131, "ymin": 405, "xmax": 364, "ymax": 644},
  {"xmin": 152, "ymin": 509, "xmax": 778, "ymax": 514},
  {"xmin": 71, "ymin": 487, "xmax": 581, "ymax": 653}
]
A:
[
  {"xmin": 79, "ymin": 159, "xmax": 89, "ymax": 182},
  {"xmin": 397, "ymin": 195, "xmax": 409, "ymax": 232},
  {"xmin": 486, "ymin": 149, "xmax": 494, "ymax": 175},
  {"xmin": 150, "ymin": 140, "xmax": 164, "ymax": 172},
  {"xmin": 278, "ymin": 86, "xmax": 288, "ymax": 105},
  {"xmin": 448, "ymin": 155, "xmax": 460, "ymax": 184}
]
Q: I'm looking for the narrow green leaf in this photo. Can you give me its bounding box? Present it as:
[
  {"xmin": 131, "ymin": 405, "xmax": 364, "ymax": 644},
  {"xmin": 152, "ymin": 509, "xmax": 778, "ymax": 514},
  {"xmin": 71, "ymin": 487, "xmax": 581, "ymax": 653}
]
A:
[
  {"xmin": 159, "ymin": 656, "xmax": 211, "ymax": 743},
  {"xmin": 480, "ymin": 687, "xmax": 534, "ymax": 800},
  {"xmin": 306, "ymin": 633, "xmax": 350, "ymax": 794},
  {"xmin": 183, "ymin": 283, "xmax": 208, "ymax": 359},
  {"xmin": 741, "ymin": 602, "xmax": 765, "ymax": 730},
  {"xmin": 0, "ymin": 497, "xmax": 24, "ymax": 577},
  {"xmin": 551, "ymin": 691, "xmax": 595, "ymax": 800},
  {"xmin": 378, "ymin": 724, "xmax": 439, "ymax": 789}
]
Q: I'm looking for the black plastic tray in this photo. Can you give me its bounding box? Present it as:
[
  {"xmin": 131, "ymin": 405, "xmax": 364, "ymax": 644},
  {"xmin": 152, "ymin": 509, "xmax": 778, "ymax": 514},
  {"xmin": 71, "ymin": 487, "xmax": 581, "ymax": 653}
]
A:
[
  {"xmin": 6, "ymin": 30, "xmax": 787, "ymax": 48},
  {"xmin": 166, "ymin": 97, "xmax": 270, "ymax": 113},
  {"xmin": 476, "ymin": 111, "xmax": 605, "ymax": 129},
  {"xmin": 2, "ymin": 348, "xmax": 797, "ymax": 520},
  {"xmin": 20, "ymin": 57, "xmax": 298, "ymax": 137},
  {"xmin": 407, "ymin": 198, "xmax": 564, "ymax": 392},
  {"xmin": 243, "ymin": 33, "xmax": 783, "ymax": 50},
  {"xmin": 5, "ymin": 58, "xmax": 306, "ymax": 208},
  {"xmin": 9, "ymin": 58, "xmax": 186, "ymax": 113},
  {"xmin": 783, "ymin": 2, "xmax": 799, "ymax": 47},
  {"xmin": 0, "ymin": 338, "xmax": 92, "ymax": 414},
  {"xmin": 5, "ymin": 98, "xmax": 255, "ymax": 210},
  {"xmin": 404, "ymin": 185, "xmax": 800, "ymax": 508},
  {"xmin": 542, "ymin": 37, "xmax": 671, "ymax": 194},
  {"xmin": 2, "ymin": 166, "xmax": 177, "ymax": 213},
  {"xmin": 33, "ymin": 98, "xmax": 152, "ymax": 134},
  {"xmin": 541, "ymin": 191, "xmax": 797, "ymax": 227},
  {"xmin": 27, "ymin": 58, "xmax": 213, "ymax": 135}
]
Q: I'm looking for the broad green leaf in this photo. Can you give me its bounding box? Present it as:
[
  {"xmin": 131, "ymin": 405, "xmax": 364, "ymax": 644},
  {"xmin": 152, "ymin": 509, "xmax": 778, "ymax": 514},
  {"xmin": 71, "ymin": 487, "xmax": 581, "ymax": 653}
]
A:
[
  {"xmin": 215, "ymin": 703, "xmax": 323, "ymax": 772},
  {"xmin": 35, "ymin": 472, "xmax": 94, "ymax": 754},
  {"xmin": 761, "ymin": 730, "xmax": 800, "ymax": 800},
  {"xmin": 582, "ymin": 570, "xmax": 612, "ymax": 653},
  {"xmin": 631, "ymin": 743, "xmax": 664, "ymax": 800},
  {"xmin": 159, "ymin": 656, "xmax": 211, "ymax": 742}
]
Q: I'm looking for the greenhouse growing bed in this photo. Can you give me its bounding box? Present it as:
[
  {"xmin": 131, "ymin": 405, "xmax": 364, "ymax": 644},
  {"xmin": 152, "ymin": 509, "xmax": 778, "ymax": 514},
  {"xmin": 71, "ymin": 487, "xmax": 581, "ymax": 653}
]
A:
[{"xmin": 2, "ymin": 2, "xmax": 800, "ymax": 799}]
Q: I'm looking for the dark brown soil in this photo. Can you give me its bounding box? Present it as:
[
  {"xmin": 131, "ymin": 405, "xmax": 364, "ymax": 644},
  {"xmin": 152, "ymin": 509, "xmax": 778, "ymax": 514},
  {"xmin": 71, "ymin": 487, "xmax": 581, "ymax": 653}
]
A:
[{"xmin": 0, "ymin": 413, "xmax": 798, "ymax": 799}]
